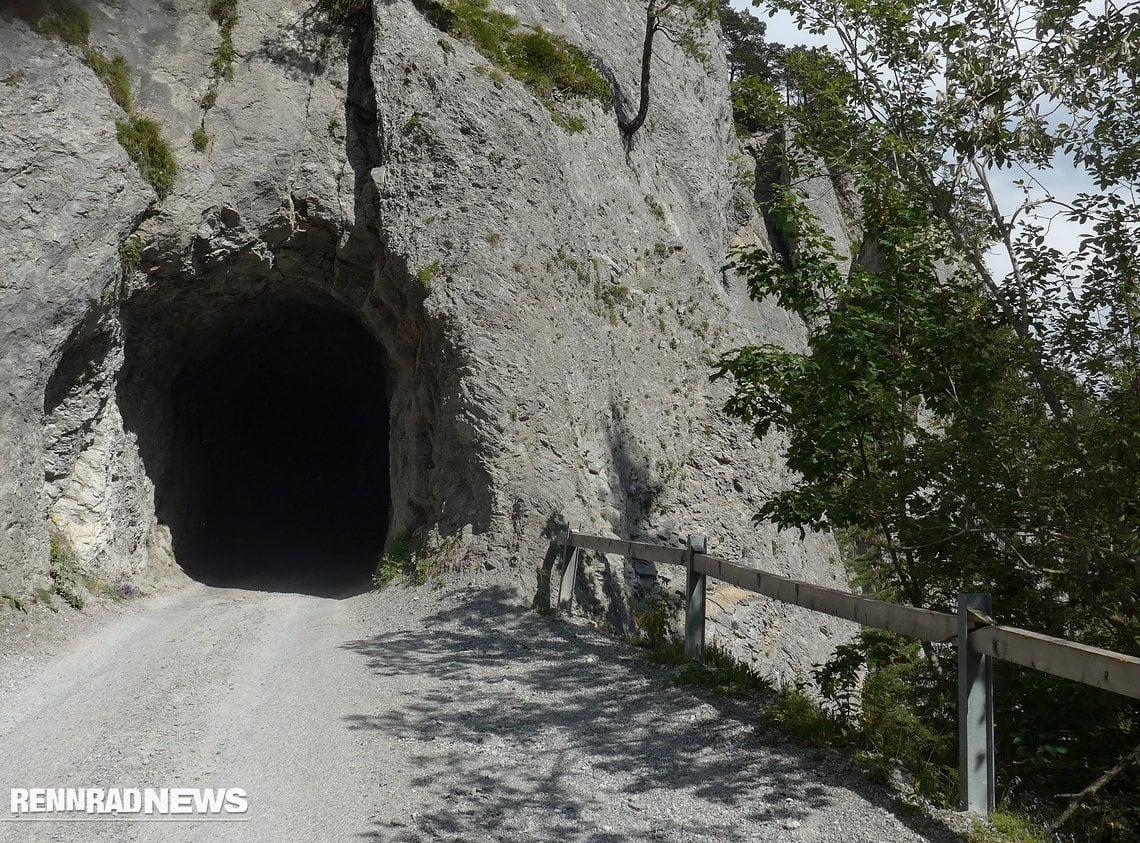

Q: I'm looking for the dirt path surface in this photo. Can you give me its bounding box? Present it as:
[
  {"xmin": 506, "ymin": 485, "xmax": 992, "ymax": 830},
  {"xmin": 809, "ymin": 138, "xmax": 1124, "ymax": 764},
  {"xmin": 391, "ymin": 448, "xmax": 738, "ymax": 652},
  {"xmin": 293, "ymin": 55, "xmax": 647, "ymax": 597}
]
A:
[{"xmin": 0, "ymin": 584, "xmax": 964, "ymax": 842}]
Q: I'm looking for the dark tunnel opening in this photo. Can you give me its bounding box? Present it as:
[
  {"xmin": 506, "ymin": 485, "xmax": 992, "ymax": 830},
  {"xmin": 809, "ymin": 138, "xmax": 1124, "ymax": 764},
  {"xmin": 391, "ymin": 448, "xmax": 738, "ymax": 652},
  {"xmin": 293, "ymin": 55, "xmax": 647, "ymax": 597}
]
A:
[{"xmin": 162, "ymin": 305, "xmax": 390, "ymax": 596}]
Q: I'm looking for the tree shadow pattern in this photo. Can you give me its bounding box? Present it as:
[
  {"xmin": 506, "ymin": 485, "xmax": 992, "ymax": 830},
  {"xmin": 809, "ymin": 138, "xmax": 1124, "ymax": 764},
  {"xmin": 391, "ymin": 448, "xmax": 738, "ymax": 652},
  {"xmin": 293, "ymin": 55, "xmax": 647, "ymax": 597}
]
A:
[{"xmin": 340, "ymin": 588, "xmax": 964, "ymax": 842}]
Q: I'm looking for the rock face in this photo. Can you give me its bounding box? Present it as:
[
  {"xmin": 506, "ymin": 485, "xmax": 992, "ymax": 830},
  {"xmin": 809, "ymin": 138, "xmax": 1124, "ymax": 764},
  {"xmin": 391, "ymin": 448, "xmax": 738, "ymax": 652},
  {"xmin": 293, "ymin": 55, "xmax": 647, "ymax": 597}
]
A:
[{"xmin": 0, "ymin": 0, "xmax": 857, "ymax": 682}]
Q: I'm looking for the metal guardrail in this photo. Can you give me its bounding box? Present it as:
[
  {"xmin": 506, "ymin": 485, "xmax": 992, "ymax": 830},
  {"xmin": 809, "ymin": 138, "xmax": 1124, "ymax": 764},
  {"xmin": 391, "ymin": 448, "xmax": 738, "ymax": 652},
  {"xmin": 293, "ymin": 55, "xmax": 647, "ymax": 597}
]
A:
[{"xmin": 557, "ymin": 528, "xmax": 1140, "ymax": 815}]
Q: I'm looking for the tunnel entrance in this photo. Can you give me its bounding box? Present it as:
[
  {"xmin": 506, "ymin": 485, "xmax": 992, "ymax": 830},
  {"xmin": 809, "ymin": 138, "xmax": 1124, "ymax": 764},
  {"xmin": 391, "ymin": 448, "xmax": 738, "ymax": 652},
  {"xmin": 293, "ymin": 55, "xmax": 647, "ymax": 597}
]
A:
[{"xmin": 153, "ymin": 303, "xmax": 390, "ymax": 595}]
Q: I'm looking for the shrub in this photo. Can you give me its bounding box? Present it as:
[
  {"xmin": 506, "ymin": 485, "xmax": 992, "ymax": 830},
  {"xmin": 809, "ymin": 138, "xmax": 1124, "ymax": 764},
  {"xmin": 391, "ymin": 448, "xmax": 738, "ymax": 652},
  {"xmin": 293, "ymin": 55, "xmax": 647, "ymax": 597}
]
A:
[
  {"xmin": 48, "ymin": 533, "xmax": 85, "ymax": 610},
  {"xmin": 316, "ymin": 0, "xmax": 370, "ymax": 25},
  {"xmin": 373, "ymin": 529, "xmax": 451, "ymax": 588},
  {"xmin": 373, "ymin": 552, "xmax": 406, "ymax": 588},
  {"xmin": 119, "ymin": 234, "xmax": 145, "ymax": 272},
  {"xmin": 631, "ymin": 586, "xmax": 683, "ymax": 647},
  {"xmin": 812, "ymin": 631, "xmax": 959, "ymax": 802},
  {"xmin": 191, "ymin": 126, "xmax": 209, "ymax": 152},
  {"xmin": 207, "ymin": 0, "xmax": 239, "ymax": 82},
  {"xmin": 374, "ymin": 528, "xmax": 420, "ymax": 588},
  {"xmin": 116, "ymin": 116, "xmax": 177, "ymax": 197},
  {"xmin": 676, "ymin": 643, "xmax": 774, "ymax": 698}
]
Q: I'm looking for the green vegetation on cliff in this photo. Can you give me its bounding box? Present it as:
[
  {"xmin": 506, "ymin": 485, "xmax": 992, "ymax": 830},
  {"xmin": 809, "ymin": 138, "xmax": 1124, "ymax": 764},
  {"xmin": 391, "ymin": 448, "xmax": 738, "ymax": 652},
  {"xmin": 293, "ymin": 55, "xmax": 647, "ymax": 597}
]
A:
[
  {"xmin": 48, "ymin": 533, "xmax": 84, "ymax": 610},
  {"xmin": 116, "ymin": 116, "xmax": 178, "ymax": 198},
  {"xmin": 195, "ymin": 0, "xmax": 239, "ymax": 153},
  {"xmin": 618, "ymin": 0, "xmax": 718, "ymax": 139},
  {"xmin": 27, "ymin": 1, "xmax": 176, "ymax": 197},
  {"xmin": 413, "ymin": 0, "xmax": 610, "ymax": 129},
  {"xmin": 85, "ymin": 50, "xmax": 132, "ymax": 112},
  {"xmin": 316, "ymin": 0, "xmax": 370, "ymax": 25},
  {"xmin": 207, "ymin": 0, "xmax": 238, "ymax": 83}
]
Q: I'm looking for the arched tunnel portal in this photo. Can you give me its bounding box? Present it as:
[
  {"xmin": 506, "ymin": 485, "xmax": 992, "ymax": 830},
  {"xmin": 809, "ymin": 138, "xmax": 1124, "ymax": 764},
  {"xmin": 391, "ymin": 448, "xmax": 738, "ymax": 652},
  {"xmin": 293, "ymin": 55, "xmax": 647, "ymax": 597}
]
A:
[{"xmin": 120, "ymin": 293, "xmax": 392, "ymax": 596}]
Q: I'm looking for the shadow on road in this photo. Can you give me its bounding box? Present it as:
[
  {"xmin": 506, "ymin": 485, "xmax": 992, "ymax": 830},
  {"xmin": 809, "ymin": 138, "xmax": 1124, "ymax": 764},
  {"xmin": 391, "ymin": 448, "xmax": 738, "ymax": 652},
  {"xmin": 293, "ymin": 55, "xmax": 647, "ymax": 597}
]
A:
[
  {"xmin": 340, "ymin": 587, "xmax": 962, "ymax": 842},
  {"xmin": 192, "ymin": 567, "xmax": 375, "ymax": 599}
]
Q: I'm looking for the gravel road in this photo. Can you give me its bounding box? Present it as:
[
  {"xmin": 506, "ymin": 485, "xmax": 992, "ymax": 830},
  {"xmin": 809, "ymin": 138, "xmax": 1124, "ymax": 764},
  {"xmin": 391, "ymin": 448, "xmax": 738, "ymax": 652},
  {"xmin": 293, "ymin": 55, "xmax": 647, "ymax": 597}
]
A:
[{"xmin": 0, "ymin": 583, "xmax": 965, "ymax": 841}]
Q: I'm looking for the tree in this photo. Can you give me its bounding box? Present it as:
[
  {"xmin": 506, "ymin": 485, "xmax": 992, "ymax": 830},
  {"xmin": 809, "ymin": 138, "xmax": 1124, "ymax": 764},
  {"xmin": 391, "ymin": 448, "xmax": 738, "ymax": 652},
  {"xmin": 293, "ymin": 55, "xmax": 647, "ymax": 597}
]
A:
[
  {"xmin": 714, "ymin": 4, "xmax": 851, "ymax": 140},
  {"xmin": 715, "ymin": 0, "xmax": 1140, "ymax": 833},
  {"xmin": 618, "ymin": 0, "xmax": 718, "ymax": 139},
  {"xmin": 730, "ymin": 43, "xmax": 851, "ymax": 135},
  {"xmin": 718, "ymin": 0, "xmax": 780, "ymax": 83}
]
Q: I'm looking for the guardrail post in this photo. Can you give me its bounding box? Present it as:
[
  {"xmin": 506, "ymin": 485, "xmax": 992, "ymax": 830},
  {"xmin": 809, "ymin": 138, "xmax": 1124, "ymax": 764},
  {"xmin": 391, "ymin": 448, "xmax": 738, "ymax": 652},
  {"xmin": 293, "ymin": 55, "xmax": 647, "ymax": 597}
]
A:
[
  {"xmin": 557, "ymin": 525, "xmax": 581, "ymax": 612},
  {"xmin": 958, "ymin": 592, "xmax": 995, "ymax": 814},
  {"xmin": 685, "ymin": 535, "xmax": 707, "ymax": 662}
]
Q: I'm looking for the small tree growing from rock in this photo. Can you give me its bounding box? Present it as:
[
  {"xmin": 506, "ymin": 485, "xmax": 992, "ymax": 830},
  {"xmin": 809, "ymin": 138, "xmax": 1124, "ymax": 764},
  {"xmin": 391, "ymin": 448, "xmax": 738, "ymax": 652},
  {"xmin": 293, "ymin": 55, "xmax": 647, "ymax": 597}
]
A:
[{"xmin": 618, "ymin": 0, "xmax": 718, "ymax": 140}]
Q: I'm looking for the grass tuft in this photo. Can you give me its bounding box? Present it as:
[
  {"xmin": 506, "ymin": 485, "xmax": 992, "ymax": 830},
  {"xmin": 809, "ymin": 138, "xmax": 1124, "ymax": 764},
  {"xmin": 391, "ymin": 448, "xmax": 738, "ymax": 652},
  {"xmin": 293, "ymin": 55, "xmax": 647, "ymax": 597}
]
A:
[
  {"xmin": 765, "ymin": 686, "xmax": 848, "ymax": 746},
  {"xmin": 31, "ymin": 2, "xmax": 90, "ymax": 47},
  {"xmin": 207, "ymin": 0, "xmax": 238, "ymax": 81},
  {"xmin": 411, "ymin": 0, "xmax": 609, "ymax": 130},
  {"xmin": 552, "ymin": 113, "xmax": 587, "ymax": 133},
  {"xmin": 30, "ymin": 2, "xmax": 176, "ymax": 198},
  {"xmin": 116, "ymin": 116, "xmax": 178, "ymax": 197},
  {"xmin": 415, "ymin": 260, "xmax": 442, "ymax": 290},
  {"xmin": 208, "ymin": 0, "xmax": 239, "ymax": 23},
  {"xmin": 968, "ymin": 812, "xmax": 1047, "ymax": 843},
  {"xmin": 202, "ymin": 0, "xmax": 238, "ymax": 116},
  {"xmin": 2, "ymin": 591, "xmax": 29, "ymax": 612},
  {"xmin": 85, "ymin": 50, "xmax": 132, "ymax": 111}
]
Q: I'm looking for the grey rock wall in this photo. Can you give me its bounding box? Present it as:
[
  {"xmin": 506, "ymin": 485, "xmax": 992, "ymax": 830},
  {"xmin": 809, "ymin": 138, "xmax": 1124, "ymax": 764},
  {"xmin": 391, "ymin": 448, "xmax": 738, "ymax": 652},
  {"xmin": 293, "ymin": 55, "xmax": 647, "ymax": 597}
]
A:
[
  {"xmin": 0, "ymin": 0, "xmax": 857, "ymax": 683},
  {"xmin": 0, "ymin": 20, "xmax": 158, "ymax": 591}
]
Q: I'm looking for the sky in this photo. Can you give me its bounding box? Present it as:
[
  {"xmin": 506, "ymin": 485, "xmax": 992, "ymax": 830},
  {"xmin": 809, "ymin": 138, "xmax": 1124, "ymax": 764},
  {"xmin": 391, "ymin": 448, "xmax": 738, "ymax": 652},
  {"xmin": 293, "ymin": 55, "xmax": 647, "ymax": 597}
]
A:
[
  {"xmin": 726, "ymin": 0, "xmax": 1092, "ymax": 275},
  {"xmin": 728, "ymin": 0, "xmax": 836, "ymax": 50}
]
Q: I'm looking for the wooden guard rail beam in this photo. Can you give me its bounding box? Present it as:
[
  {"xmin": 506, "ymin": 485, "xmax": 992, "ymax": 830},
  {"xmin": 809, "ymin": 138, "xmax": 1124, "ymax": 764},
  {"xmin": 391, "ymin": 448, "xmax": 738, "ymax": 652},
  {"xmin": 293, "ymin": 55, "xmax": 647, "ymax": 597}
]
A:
[
  {"xmin": 970, "ymin": 625, "xmax": 1140, "ymax": 699},
  {"xmin": 693, "ymin": 553, "xmax": 958, "ymax": 643},
  {"xmin": 557, "ymin": 527, "xmax": 1140, "ymax": 815}
]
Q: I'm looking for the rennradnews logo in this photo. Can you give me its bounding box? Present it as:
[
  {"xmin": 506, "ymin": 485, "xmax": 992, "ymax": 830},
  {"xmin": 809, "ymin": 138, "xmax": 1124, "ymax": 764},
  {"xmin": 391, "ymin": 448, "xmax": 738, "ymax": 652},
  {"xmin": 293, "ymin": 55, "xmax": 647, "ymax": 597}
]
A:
[{"xmin": 9, "ymin": 788, "xmax": 248, "ymax": 817}]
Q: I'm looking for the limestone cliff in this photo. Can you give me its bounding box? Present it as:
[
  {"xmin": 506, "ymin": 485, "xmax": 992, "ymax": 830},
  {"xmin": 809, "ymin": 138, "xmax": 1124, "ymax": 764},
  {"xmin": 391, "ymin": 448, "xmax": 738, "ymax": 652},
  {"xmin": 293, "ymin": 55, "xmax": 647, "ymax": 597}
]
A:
[{"xmin": 0, "ymin": 0, "xmax": 857, "ymax": 681}]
